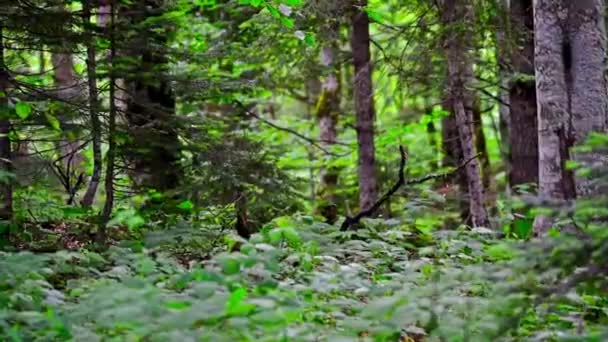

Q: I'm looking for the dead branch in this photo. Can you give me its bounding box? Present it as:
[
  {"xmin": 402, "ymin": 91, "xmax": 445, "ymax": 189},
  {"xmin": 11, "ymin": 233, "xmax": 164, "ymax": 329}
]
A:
[
  {"xmin": 340, "ymin": 150, "xmax": 481, "ymax": 231},
  {"xmin": 341, "ymin": 146, "xmax": 408, "ymax": 231}
]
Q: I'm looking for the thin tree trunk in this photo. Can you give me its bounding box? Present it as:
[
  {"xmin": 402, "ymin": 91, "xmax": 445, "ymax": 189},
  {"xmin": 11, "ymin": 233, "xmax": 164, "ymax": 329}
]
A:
[
  {"xmin": 81, "ymin": 0, "xmax": 102, "ymax": 208},
  {"xmin": 316, "ymin": 23, "xmax": 341, "ymax": 224},
  {"xmin": 351, "ymin": 0, "xmax": 378, "ymax": 211},
  {"xmin": 0, "ymin": 27, "xmax": 13, "ymax": 224},
  {"xmin": 443, "ymin": 0, "xmax": 489, "ymax": 227},
  {"xmin": 99, "ymin": 0, "xmax": 117, "ymax": 245},
  {"xmin": 496, "ymin": 0, "xmax": 511, "ymax": 172},
  {"xmin": 472, "ymin": 101, "xmax": 492, "ymax": 193},
  {"xmin": 509, "ymin": 0, "xmax": 538, "ymax": 191},
  {"xmin": 442, "ymin": 95, "xmax": 470, "ymax": 224},
  {"xmin": 424, "ymin": 103, "xmax": 439, "ymax": 170}
]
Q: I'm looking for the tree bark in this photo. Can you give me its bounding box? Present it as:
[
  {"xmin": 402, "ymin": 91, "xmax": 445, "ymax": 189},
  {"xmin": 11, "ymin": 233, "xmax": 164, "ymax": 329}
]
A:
[
  {"xmin": 472, "ymin": 100, "xmax": 492, "ymax": 193},
  {"xmin": 441, "ymin": 95, "xmax": 470, "ymax": 224},
  {"xmin": 315, "ymin": 23, "xmax": 341, "ymax": 224},
  {"xmin": 532, "ymin": 0, "xmax": 606, "ymax": 235},
  {"xmin": 509, "ymin": 0, "xmax": 538, "ymax": 191},
  {"xmin": 443, "ymin": 0, "xmax": 489, "ymax": 227},
  {"xmin": 496, "ymin": 0, "xmax": 511, "ymax": 171},
  {"xmin": 81, "ymin": 0, "xmax": 102, "ymax": 208},
  {"xmin": 99, "ymin": 0, "xmax": 117, "ymax": 246},
  {"xmin": 351, "ymin": 0, "xmax": 378, "ymax": 211},
  {"xmin": 0, "ymin": 27, "xmax": 13, "ymax": 224},
  {"xmin": 567, "ymin": 0, "xmax": 608, "ymax": 196}
]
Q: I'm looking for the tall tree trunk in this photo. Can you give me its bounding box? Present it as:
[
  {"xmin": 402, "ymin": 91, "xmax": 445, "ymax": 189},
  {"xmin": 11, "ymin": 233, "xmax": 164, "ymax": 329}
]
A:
[
  {"xmin": 496, "ymin": 0, "xmax": 511, "ymax": 171},
  {"xmin": 509, "ymin": 0, "xmax": 538, "ymax": 191},
  {"xmin": 81, "ymin": 0, "xmax": 102, "ymax": 208},
  {"xmin": 0, "ymin": 27, "xmax": 13, "ymax": 225},
  {"xmin": 532, "ymin": 0, "xmax": 606, "ymax": 235},
  {"xmin": 424, "ymin": 103, "xmax": 439, "ymax": 170},
  {"xmin": 315, "ymin": 23, "xmax": 341, "ymax": 224},
  {"xmin": 441, "ymin": 95, "xmax": 470, "ymax": 224},
  {"xmin": 351, "ymin": 0, "xmax": 378, "ymax": 211},
  {"xmin": 443, "ymin": 0, "xmax": 489, "ymax": 227},
  {"xmin": 122, "ymin": 1, "xmax": 182, "ymax": 192},
  {"xmin": 567, "ymin": 0, "xmax": 608, "ymax": 196},
  {"xmin": 99, "ymin": 0, "xmax": 117, "ymax": 246},
  {"xmin": 472, "ymin": 101, "xmax": 492, "ymax": 193}
]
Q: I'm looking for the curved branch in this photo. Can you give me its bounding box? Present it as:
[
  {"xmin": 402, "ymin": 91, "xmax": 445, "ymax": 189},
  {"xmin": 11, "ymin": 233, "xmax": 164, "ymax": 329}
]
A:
[{"xmin": 340, "ymin": 149, "xmax": 481, "ymax": 231}]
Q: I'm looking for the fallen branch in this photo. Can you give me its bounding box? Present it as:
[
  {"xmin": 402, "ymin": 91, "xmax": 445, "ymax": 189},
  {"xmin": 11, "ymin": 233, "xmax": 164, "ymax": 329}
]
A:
[
  {"xmin": 341, "ymin": 146, "xmax": 408, "ymax": 231},
  {"xmin": 340, "ymin": 149, "xmax": 480, "ymax": 231}
]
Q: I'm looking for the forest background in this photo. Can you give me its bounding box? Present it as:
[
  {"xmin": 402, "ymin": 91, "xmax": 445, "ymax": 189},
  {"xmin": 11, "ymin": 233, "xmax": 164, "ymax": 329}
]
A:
[{"xmin": 1, "ymin": 0, "xmax": 608, "ymax": 341}]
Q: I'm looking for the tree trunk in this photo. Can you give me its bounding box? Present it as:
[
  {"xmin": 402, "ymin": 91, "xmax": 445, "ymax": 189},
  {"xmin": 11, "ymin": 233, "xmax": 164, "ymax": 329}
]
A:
[
  {"xmin": 532, "ymin": 0, "xmax": 606, "ymax": 234},
  {"xmin": 81, "ymin": 0, "xmax": 102, "ymax": 208},
  {"xmin": 119, "ymin": 1, "xmax": 182, "ymax": 192},
  {"xmin": 472, "ymin": 101, "xmax": 492, "ymax": 194},
  {"xmin": 443, "ymin": 0, "xmax": 489, "ymax": 227},
  {"xmin": 509, "ymin": 0, "xmax": 538, "ymax": 191},
  {"xmin": 567, "ymin": 0, "xmax": 608, "ymax": 196},
  {"xmin": 496, "ymin": 0, "xmax": 511, "ymax": 171},
  {"xmin": 99, "ymin": 0, "xmax": 117, "ymax": 246},
  {"xmin": 424, "ymin": 103, "xmax": 439, "ymax": 170},
  {"xmin": 441, "ymin": 95, "xmax": 470, "ymax": 224},
  {"xmin": 315, "ymin": 23, "xmax": 341, "ymax": 224},
  {"xmin": 0, "ymin": 27, "xmax": 13, "ymax": 225},
  {"xmin": 351, "ymin": 0, "xmax": 378, "ymax": 211}
]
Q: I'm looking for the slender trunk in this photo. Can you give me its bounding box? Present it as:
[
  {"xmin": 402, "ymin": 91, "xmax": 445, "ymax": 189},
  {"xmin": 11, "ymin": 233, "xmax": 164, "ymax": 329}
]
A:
[
  {"xmin": 496, "ymin": 0, "xmax": 511, "ymax": 171},
  {"xmin": 99, "ymin": 0, "xmax": 117, "ymax": 245},
  {"xmin": 39, "ymin": 50, "xmax": 45, "ymax": 74},
  {"xmin": 305, "ymin": 77, "xmax": 321, "ymax": 204},
  {"xmin": 234, "ymin": 188, "xmax": 250, "ymax": 239},
  {"xmin": 81, "ymin": 0, "xmax": 102, "ymax": 208},
  {"xmin": 316, "ymin": 23, "xmax": 341, "ymax": 224},
  {"xmin": 472, "ymin": 101, "xmax": 492, "ymax": 192},
  {"xmin": 0, "ymin": 27, "xmax": 12, "ymax": 224},
  {"xmin": 509, "ymin": 0, "xmax": 538, "ymax": 191},
  {"xmin": 442, "ymin": 95, "xmax": 470, "ymax": 224},
  {"xmin": 443, "ymin": 0, "xmax": 489, "ymax": 227},
  {"xmin": 425, "ymin": 104, "xmax": 439, "ymax": 170},
  {"xmin": 351, "ymin": 0, "xmax": 378, "ymax": 211},
  {"xmin": 567, "ymin": 0, "xmax": 608, "ymax": 196}
]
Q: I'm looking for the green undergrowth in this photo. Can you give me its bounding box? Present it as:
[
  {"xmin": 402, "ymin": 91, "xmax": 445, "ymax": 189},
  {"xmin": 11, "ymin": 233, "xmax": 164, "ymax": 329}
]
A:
[{"xmin": 1, "ymin": 215, "xmax": 607, "ymax": 341}]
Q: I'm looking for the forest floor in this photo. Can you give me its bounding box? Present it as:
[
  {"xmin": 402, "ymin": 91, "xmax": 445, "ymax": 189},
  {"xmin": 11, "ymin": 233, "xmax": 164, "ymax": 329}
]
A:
[{"xmin": 2, "ymin": 213, "xmax": 606, "ymax": 341}]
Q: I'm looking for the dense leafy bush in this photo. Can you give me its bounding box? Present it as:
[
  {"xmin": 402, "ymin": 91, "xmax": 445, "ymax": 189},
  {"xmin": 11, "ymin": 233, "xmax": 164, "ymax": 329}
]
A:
[{"xmin": 2, "ymin": 213, "xmax": 607, "ymax": 341}]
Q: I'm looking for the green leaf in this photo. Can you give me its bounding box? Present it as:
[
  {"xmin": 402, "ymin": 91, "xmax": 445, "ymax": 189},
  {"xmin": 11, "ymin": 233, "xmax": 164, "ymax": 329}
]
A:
[
  {"xmin": 285, "ymin": 0, "xmax": 303, "ymax": 5},
  {"xmin": 366, "ymin": 9, "xmax": 383, "ymax": 23},
  {"xmin": 221, "ymin": 258, "xmax": 241, "ymax": 275},
  {"xmin": 45, "ymin": 113, "xmax": 62, "ymax": 131},
  {"xmin": 225, "ymin": 288, "xmax": 256, "ymax": 316},
  {"xmin": 177, "ymin": 200, "xmax": 194, "ymax": 211},
  {"xmin": 280, "ymin": 17, "xmax": 294, "ymax": 28},
  {"xmin": 165, "ymin": 301, "xmax": 191, "ymax": 310},
  {"xmin": 304, "ymin": 32, "xmax": 316, "ymax": 47},
  {"xmin": 15, "ymin": 102, "xmax": 32, "ymax": 119}
]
